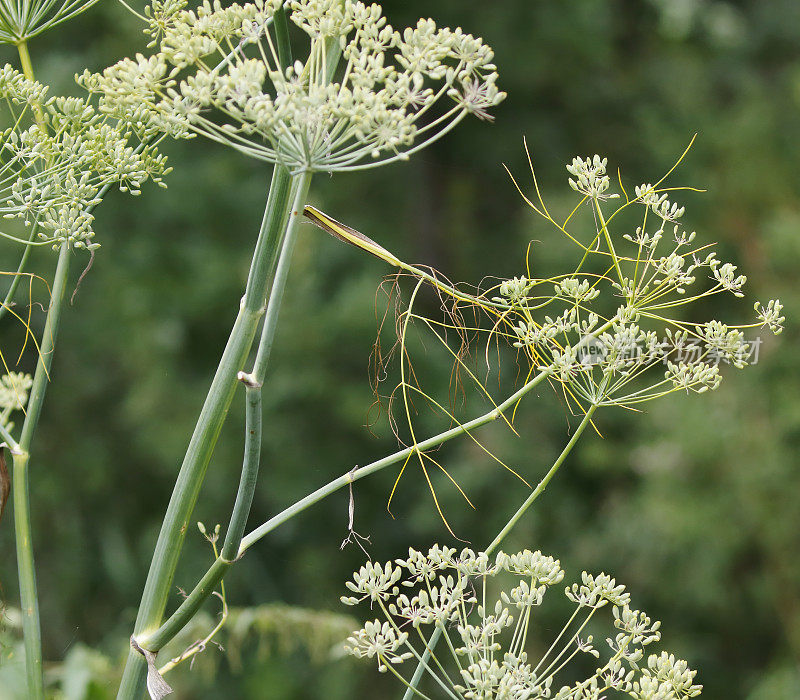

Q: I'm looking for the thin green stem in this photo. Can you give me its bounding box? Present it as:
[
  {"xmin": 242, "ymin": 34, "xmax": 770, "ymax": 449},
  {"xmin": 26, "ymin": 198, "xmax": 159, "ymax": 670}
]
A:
[
  {"xmin": 0, "ymin": 225, "xmax": 35, "ymax": 323},
  {"xmin": 221, "ymin": 170, "xmax": 312, "ymax": 562},
  {"xmin": 0, "ymin": 421, "xmax": 19, "ymax": 450},
  {"xmin": 140, "ymin": 557, "xmax": 231, "ymax": 652},
  {"xmin": 401, "ymin": 404, "xmax": 598, "ymax": 700},
  {"xmin": 219, "ymin": 381, "xmax": 262, "ymax": 561},
  {"xmin": 240, "ymin": 368, "xmax": 552, "ymax": 552},
  {"xmin": 13, "ymin": 239, "xmax": 71, "ymax": 700},
  {"xmin": 486, "ymin": 404, "xmax": 597, "ymax": 551},
  {"xmin": 593, "ymin": 201, "xmax": 623, "ymax": 286}
]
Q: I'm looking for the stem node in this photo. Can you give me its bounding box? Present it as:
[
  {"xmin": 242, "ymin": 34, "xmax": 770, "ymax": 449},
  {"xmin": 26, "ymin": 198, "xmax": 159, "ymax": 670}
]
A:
[{"xmin": 237, "ymin": 371, "xmax": 262, "ymax": 389}]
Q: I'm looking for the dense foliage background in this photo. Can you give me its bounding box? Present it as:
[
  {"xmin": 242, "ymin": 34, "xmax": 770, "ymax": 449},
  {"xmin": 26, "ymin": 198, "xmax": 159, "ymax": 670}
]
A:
[{"xmin": 1, "ymin": 0, "xmax": 798, "ymax": 697}]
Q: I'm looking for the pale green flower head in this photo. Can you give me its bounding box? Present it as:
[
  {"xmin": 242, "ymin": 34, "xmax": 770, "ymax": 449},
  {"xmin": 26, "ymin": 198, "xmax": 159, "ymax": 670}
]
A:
[
  {"xmin": 483, "ymin": 147, "xmax": 787, "ymax": 410},
  {"xmin": 0, "ymin": 66, "xmax": 170, "ymax": 250},
  {"xmin": 343, "ymin": 547, "xmax": 703, "ymax": 699},
  {"xmin": 84, "ymin": 0, "xmax": 505, "ymax": 172}
]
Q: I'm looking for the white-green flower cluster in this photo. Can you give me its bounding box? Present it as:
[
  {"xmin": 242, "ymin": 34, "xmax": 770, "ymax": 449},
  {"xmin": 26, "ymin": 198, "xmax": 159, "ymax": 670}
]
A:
[
  {"xmin": 343, "ymin": 546, "xmax": 702, "ymax": 699},
  {"xmin": 754, "ymin": 298, "xmax": 784, "ymax": 334},
  {"xmin": 635, "ymin": 183, "xmax": 685, "ymax": 222},
  {"xmin": 0, "ymin": 371, "xmax": 32, "ymax": 431},
  {"xmin": 567, "ymin": 155, "xmax": 618, "ymax": 200},
  {"xmin": 0, "ymin": 66, "xmax": 170, "ymax": 250},
  {"xmin": 483, "ymin": 154, "xmax": 784, "ymax": 409},
  {"xmin": 83, "ymin": 0, "xmax": 505, "ymax": 172}
]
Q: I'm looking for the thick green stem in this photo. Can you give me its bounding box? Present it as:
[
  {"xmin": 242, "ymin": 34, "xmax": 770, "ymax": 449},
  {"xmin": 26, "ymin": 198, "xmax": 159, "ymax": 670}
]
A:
[
  {"xmin": 136, "ymin": 172, "xmax": 312, "ymax": 654},
  {"xmin": 12, "ymin": 450, "xmax": 41, "ymax": 699},
  {"xmin": 116, "ymin": 165, "xmax": 295, "ymax": 698},
  {"xmin": 18, "ymin": 243, "xmax": 70, "ymax": 450},
  {"xmin": 11, "ymin": 450, "xmax": 41, "ymax": 697},
  {"xmin": 401, "ymin": 404, "xmax": 599, "ymax": 700},
  {"xmin": 12, "ymin": 239, "xmax": 71, "ymax": 700},
  {"xmin": 273, "ymin": 4, "xmax": 292, "ymax": 66}
]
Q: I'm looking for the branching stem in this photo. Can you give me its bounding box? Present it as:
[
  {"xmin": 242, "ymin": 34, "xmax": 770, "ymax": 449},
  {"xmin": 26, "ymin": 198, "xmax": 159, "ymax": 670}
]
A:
[
  {"xmin": 136, "ymin": 368, "xmax": 554, "ymax": 652},
  {"xmin": 116, "ymin": 164, "xmax": 297, "ymax": 699}
]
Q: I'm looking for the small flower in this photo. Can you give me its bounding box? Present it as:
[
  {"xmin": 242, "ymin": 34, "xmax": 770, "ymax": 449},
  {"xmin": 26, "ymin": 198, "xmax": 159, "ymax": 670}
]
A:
[
  {"xmin": 452, "ymin": 548, "xmax": 499, "ymax": 577},
  {"xmin": 567, "ymin": 154, "xmax": 618, "ymax": 199},
  {"xmin": 555, "ymin": 277, "xmax": 601, "ymax": 302},
  {"xmin": 613, "ymin": 605, "xmax": 662, "ymax": 647},
  {"xmin": 494, "ymin": 276, "xmax": 534, "ymax": 304},
  {"xmin": 635, "ymin": 183, "xmax": 685, "ymax": 221},
  {"xmin": 666, "ymin": 361, "xmax": 721, "ymax": 394},
  {"xmin": 565, "ymin": 571, "xmax": 630, "ymax": 609},
  {"xmin": 341, "ymin": 560, "xmax": 402, "ymax": 604},
  {"xmin": 755, "ymin": 299, "xmax": 784, "ymax": 335},
  {"xmin": 710, "ymin": 261, "xmax": 746, "ymax": 297},
  {"xmin": 344, "ymin": 619, "xmax": 413, "ymax": 670},
  {"xmin": 639, "ymin": 651, "xmax": 703, "ymax": 697},
  {"xmin": 699, "ymin": 321, "xmax": 749, "ymax": 369},
  {"xmin": 0, "ymin": 372, "xmax": 33, "ymax": 430},
  {"xmin": 499, "ymin": 549, "xmax": 564, "ymax": 585}
]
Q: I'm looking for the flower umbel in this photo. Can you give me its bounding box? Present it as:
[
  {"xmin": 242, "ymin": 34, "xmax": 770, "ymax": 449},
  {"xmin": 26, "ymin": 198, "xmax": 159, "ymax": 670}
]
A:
[
  {"xmin": 343, "ymin": 547, "xmax": 703, "ymax": 699},
  {"xmin": 84, "ymin": 0, "xmax": 505, "ymax": 172},
  {"xmin": 0, "ymin": 66, "xmax": 170, "ymax": 250},
  {"xmin": 394, "ymin": 143, "xmax": 785, "ymax": 414},
  {"xmin": 304, "ymin": 144, "xmax": 782, "ymax": 530}
]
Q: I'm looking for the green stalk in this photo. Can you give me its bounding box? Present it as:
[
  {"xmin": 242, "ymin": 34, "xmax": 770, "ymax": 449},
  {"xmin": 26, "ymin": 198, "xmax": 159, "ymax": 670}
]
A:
[
  {"xmin": 240, "ymin": 370, "xmax": 555, "ymax": 552},
  {"xmin": 11, "ymin": 448, "xmax": 42, "ymax": 700},
  {"xmin": 401, "ymin": 404, "xmax": 599, "ymax": 700},
  {"xmin": 273, "ymin": 4, "xmax": 292, "ymax": 66},
  {"xmin": 12, "ymin": 239, "xmax": 71, "ymax": 700},
  {"xmin": 219, "ymin": 380, "xmax": 262, "ymax": 562},
  {"xmin": 486, "ymin": 403, "xmax": 598, "ymax": 551},
  {"xmin": 137, "ymin": 369, "xmax": 554, "ymax": 653},
  {"xmin": 12, "ymin": 46, "xmax": 66, "ymax": 696},
  {"xmin": 116, "ymin": 165, "xmax": 296, "ymax": 698},
  {"xmin": 134, "ymin": 172, "xmax": 312, "ymax": 654},
  {"xmin": 221, "ymin": 172, "xmax": 311, "ymax": 560},
  {"xmin": 16, "ymin": 40, "xmax": 46, "ymax": 127},
  {"xmin": 7, "ymin": 40, "xmax": 147, "ymax": 698}
]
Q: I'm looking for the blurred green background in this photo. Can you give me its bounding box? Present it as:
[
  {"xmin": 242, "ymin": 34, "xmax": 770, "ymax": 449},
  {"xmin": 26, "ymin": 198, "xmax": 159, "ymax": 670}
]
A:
[{"xmin": 1, "ymin": 0, "xmax": 799, "ymax": 697}]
